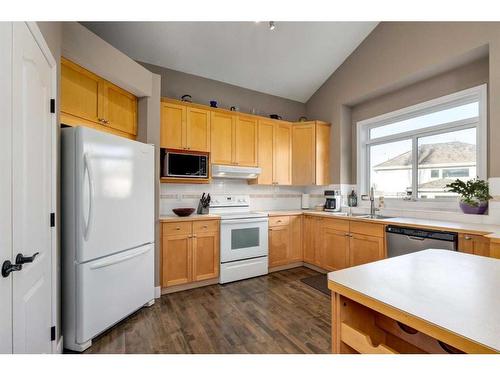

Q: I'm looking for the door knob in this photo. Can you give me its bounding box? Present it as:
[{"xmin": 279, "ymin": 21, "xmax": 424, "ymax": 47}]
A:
[
  {"xmin": 2, "ymin": 260, "xmax": 22, "ymax": 278},
  {"xmin": 15, "ymin": 252, "xmax": 39, "ymax": 265}
]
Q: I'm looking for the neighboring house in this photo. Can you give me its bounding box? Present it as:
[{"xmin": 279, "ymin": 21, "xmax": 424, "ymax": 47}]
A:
[{"xmin": 372, "ymin": 141, "xmax": 476, "ymax": 198}]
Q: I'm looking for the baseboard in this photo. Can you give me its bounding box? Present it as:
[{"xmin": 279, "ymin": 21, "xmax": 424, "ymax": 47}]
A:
[
  {"xmin": 56, "ymin": 336, "xmax": 63, "ymax": 354},
  {"xmin": 161, "ymin": 278, "xmax": 219, "ymax": 295},
  {"xmin": 269, "ymin": 262, "xmax": 304, "ymax": 273},
  {"xmin": 303, "ymin": 262, "xmax": 328, "ymax": 274},
  {"xmin": 154, "ymin": 286, "xmax": 161, "ymax": 299}
]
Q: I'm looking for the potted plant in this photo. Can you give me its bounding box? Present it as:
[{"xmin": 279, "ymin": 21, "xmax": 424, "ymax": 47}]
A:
[{"xmin": 445, "ymin": 178, "xmax": 492, "ymax": 214}]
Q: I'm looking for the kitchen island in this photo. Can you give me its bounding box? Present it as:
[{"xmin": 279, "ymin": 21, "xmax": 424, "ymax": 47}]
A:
[{"xmin": 328, "ymin": 249, "xmax": 500, "ymax": 354}]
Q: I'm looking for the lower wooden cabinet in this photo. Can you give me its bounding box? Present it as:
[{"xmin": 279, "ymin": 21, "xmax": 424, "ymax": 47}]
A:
[
  {"xmin": 321, "ymin": 227, "xmax": 349, "ymax": 270},
  {"xmin": 161, "ymin": 219, "xmax": 219, "ymax": 288},
  {"xmin": 303, "ymin": 215, "xmax": 385, "ymax": 271},
  {"xmin": 269, "ymin": 225, "xmax": 290, "ymax": 267},
  {"xmin": 458, "ymin": 233, "xmax": 490, "ymax": 257},
  {"xmin": 268, "ymin": 215, "xmax": 303, "ymax": 269},
  {"xmin": 162, "ymin": 234, "xmax": 192, "ymax": 287},
  {"xmin": 349, "ymin": 233, "xmax": 385, "ymax": 267}
]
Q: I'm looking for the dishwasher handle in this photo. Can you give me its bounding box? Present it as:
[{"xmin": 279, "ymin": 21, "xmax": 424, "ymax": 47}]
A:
[{"xmin": 386, "ymin": 225, "xmax": 457, "ymax": 242}]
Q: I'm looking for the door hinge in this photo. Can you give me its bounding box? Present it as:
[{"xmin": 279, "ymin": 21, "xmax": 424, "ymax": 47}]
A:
[
  {"xmin": 50, "ymin": 99, "xmax": 55, "ymax": 114},
  {"xmin": 51, "ymin": 326, "xmax": 56, "ymax": 341},
  {"xmin": 50, "ymin": 212, "xmax": 55, "ymax": 227}
]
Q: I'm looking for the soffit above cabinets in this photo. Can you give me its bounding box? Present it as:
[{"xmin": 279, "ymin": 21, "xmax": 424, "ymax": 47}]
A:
[{"xmin": 81, "ymin": 22, "xmax": 378, "ymax": 103}]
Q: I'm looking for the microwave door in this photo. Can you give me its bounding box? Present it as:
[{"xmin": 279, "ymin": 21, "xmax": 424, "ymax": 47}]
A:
[{"xmin": 165, "ymin": 152, "xmax": 208, "ymax": 178}]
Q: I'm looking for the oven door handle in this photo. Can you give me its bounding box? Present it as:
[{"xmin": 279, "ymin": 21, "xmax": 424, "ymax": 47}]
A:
[{"xmin": 221, "ymin": 218, "xmax": 269, "ymax": 225}]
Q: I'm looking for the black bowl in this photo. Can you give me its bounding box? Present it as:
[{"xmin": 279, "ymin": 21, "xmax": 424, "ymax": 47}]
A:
[{"xmin": 172, "ymin": 208, "xmax": 195, "ymax": 217}]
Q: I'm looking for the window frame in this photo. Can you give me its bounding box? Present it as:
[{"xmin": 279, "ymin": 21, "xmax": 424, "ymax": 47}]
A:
[{"xmin": 357, "ymin": 84, "xmax": 487, "ymax": 201}]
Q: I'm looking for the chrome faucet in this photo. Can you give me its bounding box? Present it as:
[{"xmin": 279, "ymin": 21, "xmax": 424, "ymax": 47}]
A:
[
  {"xmin": 361, "ymin": 187, "xmax": 379, "ymax": 218},
  {"xmin": 369, "ymin": 187, "xmax": 377, "ymax": 218}
]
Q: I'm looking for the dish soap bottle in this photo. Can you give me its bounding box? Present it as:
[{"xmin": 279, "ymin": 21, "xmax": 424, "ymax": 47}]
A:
[{"xmin": 348, "ymin": 189, "xmax": 358, "ymax": 207}]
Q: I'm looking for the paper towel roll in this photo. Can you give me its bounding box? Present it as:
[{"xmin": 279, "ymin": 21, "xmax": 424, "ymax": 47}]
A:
[{"xmin": 301, "ymin": 193, "xmax": 310, "ymax": 209}]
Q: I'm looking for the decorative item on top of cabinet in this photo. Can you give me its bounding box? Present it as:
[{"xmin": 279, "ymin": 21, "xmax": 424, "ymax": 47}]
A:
[
  {"xmin": 250, "ymin": 118, "xmax": 292, "ymax": 185},
  {"xmin": 161, "ymin": 219, "xmax": 220, "ymax": 290},
  {"xmin": 292, "ymin": 121, "xmax": 331, "ymax": 185},
  {"xmin": 60, "ymin": 57, "xmax": 138, "ymax": 139}
]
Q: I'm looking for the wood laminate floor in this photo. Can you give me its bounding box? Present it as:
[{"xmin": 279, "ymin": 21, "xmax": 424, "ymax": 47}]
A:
[{"xmin": 81, "ymin": 267, "xmax": 331, "ymax": 354}]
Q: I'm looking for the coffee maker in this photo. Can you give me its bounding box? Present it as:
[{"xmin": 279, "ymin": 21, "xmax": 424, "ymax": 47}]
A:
[{"xmin": 324, "ymin": 190, "xmax": 341, "ymax": 212}]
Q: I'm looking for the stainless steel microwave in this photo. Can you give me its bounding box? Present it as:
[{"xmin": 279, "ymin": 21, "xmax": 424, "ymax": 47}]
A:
[{"xmin": 161, "ymin": 150, "xmax": 208, "ymax": 178}]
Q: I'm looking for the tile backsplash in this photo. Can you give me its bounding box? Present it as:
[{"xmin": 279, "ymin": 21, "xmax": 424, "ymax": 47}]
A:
[
  {"xmin": 160, "ymin": 177, "xmax": 500, "ymax": 226},
  {"xmin": 160, "ymin": 179, "xmax": 349, "ymax": 215}
]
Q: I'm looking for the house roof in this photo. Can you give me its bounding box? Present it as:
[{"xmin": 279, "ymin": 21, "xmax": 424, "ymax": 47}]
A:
[
  {"xmin": 373, "ymin": 141, "xmax": 476, "ymax": 170},
  {"xmin": 418, "ymin": 178, "xmax": 456, "ymax": 190}
]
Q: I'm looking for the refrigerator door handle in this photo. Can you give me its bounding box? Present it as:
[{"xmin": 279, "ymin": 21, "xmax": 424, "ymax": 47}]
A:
[
  {"xmin": 89, "ymin": 246, "xmax": 151, "ymax": 270},
  {"xmin": 83, "ymin": 152, "xmax": 94, "ymax": 242}
]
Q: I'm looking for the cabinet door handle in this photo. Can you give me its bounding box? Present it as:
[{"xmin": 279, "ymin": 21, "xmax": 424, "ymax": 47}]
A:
[{"xmin": 464, "ymin": 236, "xmax": 472, "ymax": 240}]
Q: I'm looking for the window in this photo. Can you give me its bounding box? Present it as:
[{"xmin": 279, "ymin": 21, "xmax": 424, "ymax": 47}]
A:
[
  {"xmin": 442, "ymin": 168, "xmax": 470, "ymax": 178},
  {"xmin": 357, "ymin": 85, "xmax": 487, "ymax": 200}
]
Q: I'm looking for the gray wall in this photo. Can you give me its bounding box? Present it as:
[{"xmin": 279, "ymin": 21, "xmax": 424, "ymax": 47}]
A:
[
  {"xmin": 139, "ymin": 61, "xmax": 306, "ymax": 121},
  {"xmin": 306, "ymin": 22, "xmax": 500, "ymax": 184},
  {"xmin": 350, "ymin": 57, "xmax": 489, "ymax": 183}
]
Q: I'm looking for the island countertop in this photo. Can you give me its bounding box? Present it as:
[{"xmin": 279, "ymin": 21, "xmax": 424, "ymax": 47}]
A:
[{"xmin": 328, "ymin": 249, "xmax": 500, "ymax": 353}]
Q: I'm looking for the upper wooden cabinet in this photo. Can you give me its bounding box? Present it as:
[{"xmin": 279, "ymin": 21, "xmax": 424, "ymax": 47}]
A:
[
  {"xmin": 60, "ymin": 57, "xmax": 138, "ymax": 139},
  {"xmin": 160, "ymin": 100, "xmax": 210, "ymax": 152},
  {"xmin": 292, "ymin": 121, "xmax": 331, "ymax": 185},
  {"xmin": 210, "ymin": 112, "xmax": 258, "ymax": 167},
  {"xmin": 211, "ymin": 111, "xmax": 235, "ymax": 165},
  {"xmin": 252, "ymin": 119, "xmax": 292, "ymax": 185},
  {"xmin": 61, "ymin": 58, "xmax": 102, "ymax": 124},
  {"xmin": 235, "ymin": 115, "xmax": 258, "ymax": 167},
  {"xmin": 160, "ymin": 102, "xmax": 185, "ymax": 149},
  {"xmin": 102, "ymin": 81, "xmax": 137, "ymax": 136}
]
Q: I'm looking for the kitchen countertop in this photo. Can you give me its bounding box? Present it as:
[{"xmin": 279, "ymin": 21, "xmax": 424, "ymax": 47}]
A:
[
  {"xmin": 159, "ymin": 209, "xmax": 500, "ymax": 240},
  {"xmin": 302, "ymin": 210, "xmax": 500, "ymax": 240},
  {"xmin": 159, "ymin": 214, "xmax": 220, "ymax": 222},
  {"xmin": 327, "ymin": 249, "xmax": 500, "ymax": 353}
]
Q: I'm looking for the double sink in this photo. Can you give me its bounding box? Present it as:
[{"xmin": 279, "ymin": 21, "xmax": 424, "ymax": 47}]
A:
[{"xmin": 320, "ymin": 212, "xmax": 394, "ymax": 220}]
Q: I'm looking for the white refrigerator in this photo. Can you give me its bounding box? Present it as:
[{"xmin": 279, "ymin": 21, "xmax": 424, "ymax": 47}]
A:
[{"xmin": 61, "ymin": 127, "xmax": 155, "ymax": 352}]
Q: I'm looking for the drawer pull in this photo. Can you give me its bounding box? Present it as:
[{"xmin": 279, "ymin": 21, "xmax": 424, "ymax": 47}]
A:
[
  {"xmin": 396, "ymin": 321, "xmax": 418, "ymax": 335},
  {"xmin": 175, "ymin": 227, "xmax": 180, "ymax": 230},
  {"xmin": 437, "ymin": 340, "xmax": 463, "ymax": 354},
  {"xmin": 341, "ymin": 323, "xmax": 397, "ymax": 354},
  {"xmin": 464, "ymin": 236, "xmax": 472, "ymax": 240},
  {"xmin": 203, "ymin": 225, "xmax": 208, "ymax": 229}
]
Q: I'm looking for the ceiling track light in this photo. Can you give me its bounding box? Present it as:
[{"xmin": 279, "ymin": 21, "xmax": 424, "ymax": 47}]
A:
[{"xmin": 269, "ymin": 21, "xmax": 276, "ymax": 31}]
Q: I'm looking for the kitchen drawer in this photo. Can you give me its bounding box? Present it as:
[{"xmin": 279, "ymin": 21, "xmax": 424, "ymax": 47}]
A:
[
  {"xmin": 269, "ymin": 216, "xmax": 290, "ymax": 227},
  {"xmin": 193, "ymin": 220, "xmax": 219, "ymax": 234},
  {"xmin": 350, "ymin": 221, "xmax": 384, "ymax": 237},
  {"xmin": 322, "ymin": 217, "xmax": 349, "ymax": 232},
  {"xmin": 163, "ymin": 222, "xmax": 192, "ymax": 236},
  {"xmin": 341, "ymin": 322, "xmax": 397, "ymax": 354}
]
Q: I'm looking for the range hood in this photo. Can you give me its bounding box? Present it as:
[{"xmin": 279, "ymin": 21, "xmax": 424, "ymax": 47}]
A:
[{"xmin": 211, "ymin": 164, "xmax": 261, "ymax": 179}]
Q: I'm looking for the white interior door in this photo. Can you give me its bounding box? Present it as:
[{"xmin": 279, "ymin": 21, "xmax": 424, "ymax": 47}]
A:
[
  {"xmin": 11, "ymin": 22, "xmax": 53, "ymax": 354},
  {"xmin": 0, "ymin": 22, "xmax": 13, "ymax": 354}
]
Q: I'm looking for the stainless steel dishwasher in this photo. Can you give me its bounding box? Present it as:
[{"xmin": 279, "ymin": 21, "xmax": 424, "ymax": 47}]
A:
[{"xmin": 386, "ymin": 225, "xmax": 458, "ymax": 258}]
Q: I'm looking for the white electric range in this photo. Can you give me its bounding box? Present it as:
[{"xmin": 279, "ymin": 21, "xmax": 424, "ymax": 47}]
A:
[{"xmin": 209, "ymin": 194, "xmax": 269, "ymax": 284}]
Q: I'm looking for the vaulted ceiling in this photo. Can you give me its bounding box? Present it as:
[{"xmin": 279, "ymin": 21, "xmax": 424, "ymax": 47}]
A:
[{"xmin": 82, "ymin": 22, "xmax": 378, "ymax": 103}]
